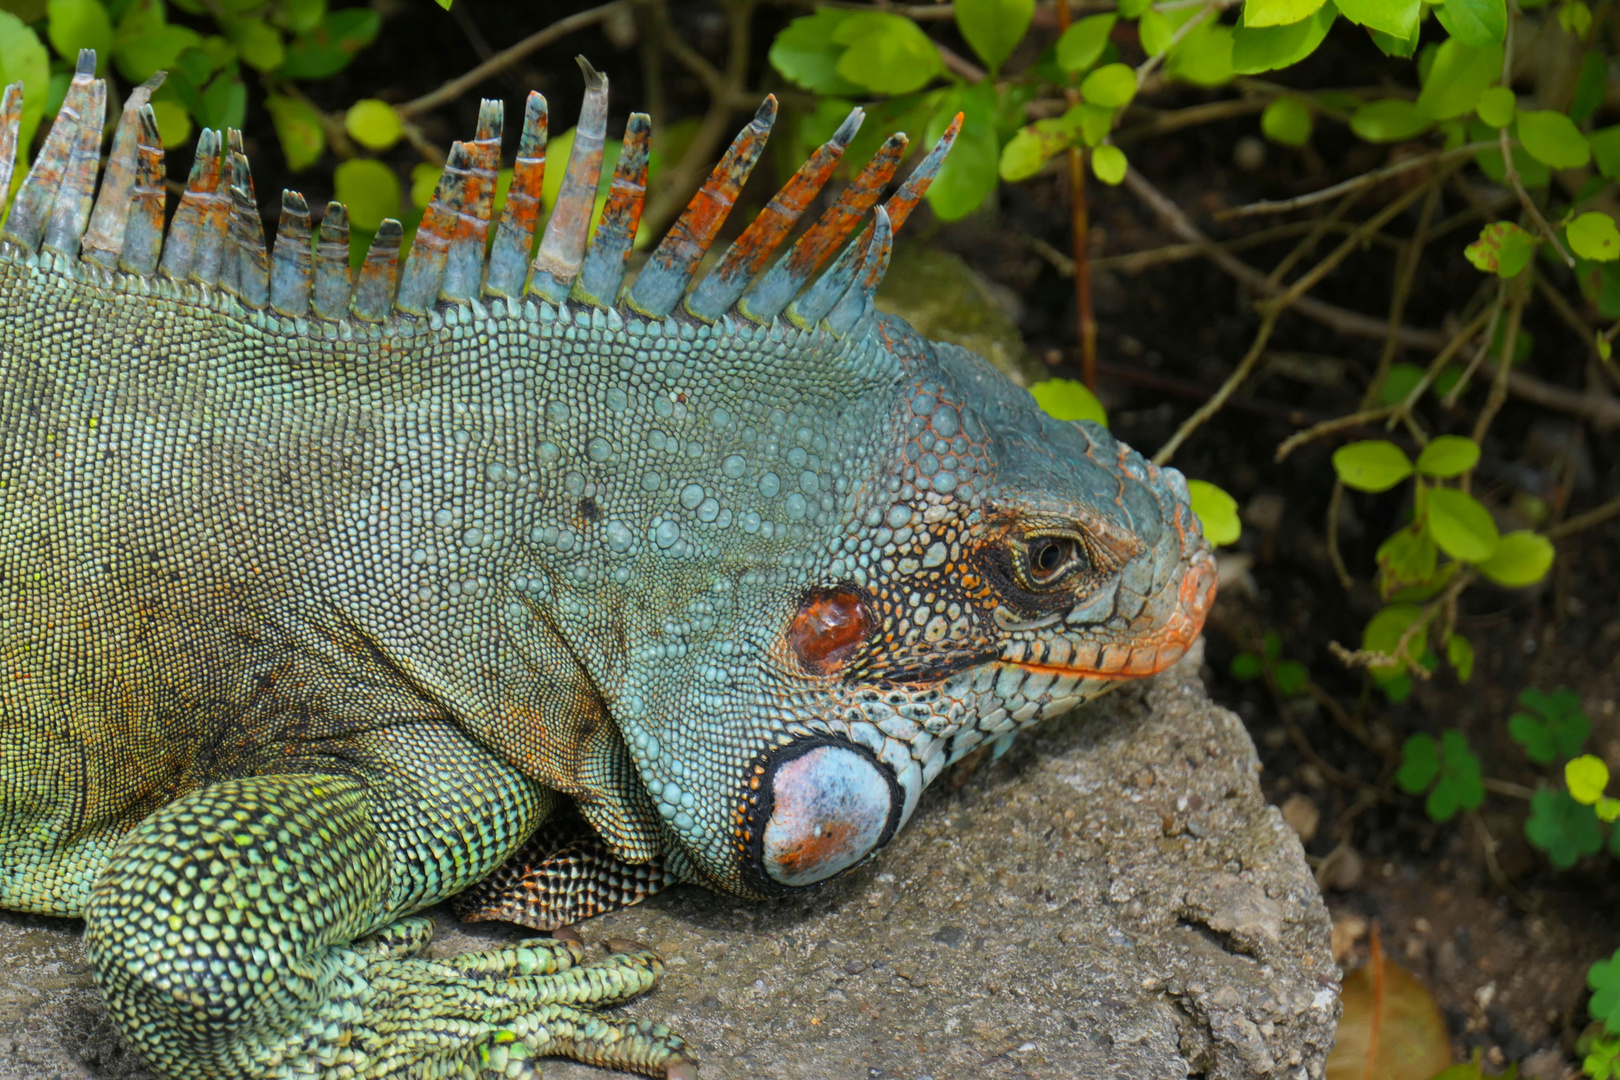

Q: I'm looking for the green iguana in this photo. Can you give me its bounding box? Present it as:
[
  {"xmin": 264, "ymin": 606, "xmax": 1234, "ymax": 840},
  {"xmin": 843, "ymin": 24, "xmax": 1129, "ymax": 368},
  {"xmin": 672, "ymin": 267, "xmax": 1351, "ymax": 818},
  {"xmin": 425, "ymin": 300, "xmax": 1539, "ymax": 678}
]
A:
[{"xmin": 0, "ymin": 52, "xmax": 1216, "ymax": 1079}]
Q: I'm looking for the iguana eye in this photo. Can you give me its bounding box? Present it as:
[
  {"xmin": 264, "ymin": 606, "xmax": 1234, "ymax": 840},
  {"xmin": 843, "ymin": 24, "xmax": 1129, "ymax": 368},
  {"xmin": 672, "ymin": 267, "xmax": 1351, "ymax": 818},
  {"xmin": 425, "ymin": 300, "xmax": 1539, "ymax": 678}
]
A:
[{"xmin": 1021, "ymin": 535, "xmax": 1085, "ymax": 587}]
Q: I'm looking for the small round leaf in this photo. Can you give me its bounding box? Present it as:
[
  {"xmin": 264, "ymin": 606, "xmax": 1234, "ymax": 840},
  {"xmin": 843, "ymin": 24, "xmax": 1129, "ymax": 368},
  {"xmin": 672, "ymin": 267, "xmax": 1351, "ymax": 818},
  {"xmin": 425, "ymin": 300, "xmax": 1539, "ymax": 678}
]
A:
[
  {"xmin": 1475, "ymin": 85, "xmax": 1515, "ymax": 127},
  {"xmin": 45, "ymin": 0, "xmax": 112, "ymax": 65},
  {"xmin": 149, "ymin": 98, "xmax": 192, "ymax": 149},
  {"xmin": 1516, "ymin": 109, "xmax": 1591, "ymax": 168},
  {"xmin": 1029, "ymin": 378, "xmax": 1108, "ymax": 425},
  {"xmin": 1332, "ymin": 440, "xmax": 1413, "ymax": 492},
  {"xmin": 1350, "ymin": 98, "xmax": 1430, "ymax": 142},
  {"xmin": 346, "ymin": 98, "xmax": 402, "ymax": 151},
  {"xmin": 833, "ymin": 12, "xmax": 944, "ymax": 95},
  {"xmin": 1261, "ymin": 95, "xmax": 1313, "ymax": 146},
  {"xmin": 1080, "ymin": 63, "xmax": 1136, "ymax": 108},
  {"xmin": 1415, "ymin": 434, "xmax": 1480, "ymax": 478},
  {"xmin": 1090, "ymin": 143, "xmax": 1127, "ymax": 184},
  {"xmin": 1567, "ymin": 755, "xmax": 1611, "ymax": 805},
  {"xmin": 266, "ymin": 94, "xmax": 324, "ymax": 172},
  {"xmin": 1187, "ymin": 479, "xmax": 1240, "ymax": 546},
  {"xmin": 1465, "ymin": 220, "xmax": 1534, "ymax": 277},
  {"xmin": 1426, "ymin": 487, "xmax": 1500, "ymax": 562},
  {"xmin": 1476, "ymin": 529, "xmax": 1554, "ymax": 586},
  {"xmin": 1055, "ymin": 13, "xmax": 1116, "ymax": 72},
  {"xmin": 1568, "ymin": 211, "xmax": 1620, "ymax": 262},
  {"xmin": 334, "ymin": 158, "xmax": 401, "ymax": 232}
]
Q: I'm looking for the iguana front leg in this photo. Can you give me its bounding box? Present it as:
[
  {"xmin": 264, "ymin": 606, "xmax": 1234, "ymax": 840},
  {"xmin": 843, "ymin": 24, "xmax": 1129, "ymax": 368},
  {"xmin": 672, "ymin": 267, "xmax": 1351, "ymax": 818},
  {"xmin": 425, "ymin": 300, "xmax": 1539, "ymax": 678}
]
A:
[{"xmin": 83, "ymin": 763, "xmax": 694, "ymax": 1077}]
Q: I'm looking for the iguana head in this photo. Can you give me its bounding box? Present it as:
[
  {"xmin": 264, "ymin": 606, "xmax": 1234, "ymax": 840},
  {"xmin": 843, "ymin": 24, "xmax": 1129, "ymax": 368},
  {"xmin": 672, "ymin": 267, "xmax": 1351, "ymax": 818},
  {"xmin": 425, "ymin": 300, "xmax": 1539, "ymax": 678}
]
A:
[{"xmin": 665, "ymin": 332, "xmax": 1216, "ymax": 898}]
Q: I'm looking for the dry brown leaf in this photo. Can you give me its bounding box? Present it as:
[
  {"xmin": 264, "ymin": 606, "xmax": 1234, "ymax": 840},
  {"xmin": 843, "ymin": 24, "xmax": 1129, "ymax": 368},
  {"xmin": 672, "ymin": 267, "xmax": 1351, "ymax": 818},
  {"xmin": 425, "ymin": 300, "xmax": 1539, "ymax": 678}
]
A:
[{"xmin": 1326, "ymin": 925, "xmax": 1455, "ymax": 1080}]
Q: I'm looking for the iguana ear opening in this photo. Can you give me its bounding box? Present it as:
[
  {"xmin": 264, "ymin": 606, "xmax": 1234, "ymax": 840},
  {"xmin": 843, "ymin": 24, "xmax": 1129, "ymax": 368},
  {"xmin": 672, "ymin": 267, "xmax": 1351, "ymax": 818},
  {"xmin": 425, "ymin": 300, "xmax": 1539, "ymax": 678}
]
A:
[{"xmin": 737, "ymin": 736, "xmax": 903, "ymax": 893}]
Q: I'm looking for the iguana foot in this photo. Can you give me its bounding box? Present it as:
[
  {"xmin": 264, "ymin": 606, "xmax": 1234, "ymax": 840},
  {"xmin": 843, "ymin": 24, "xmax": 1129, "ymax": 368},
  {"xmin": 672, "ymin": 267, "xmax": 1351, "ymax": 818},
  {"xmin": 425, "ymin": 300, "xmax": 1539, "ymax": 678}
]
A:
[{"xmin": 354, "ymin": 924, "xmax": 694, "ymax": 1078}]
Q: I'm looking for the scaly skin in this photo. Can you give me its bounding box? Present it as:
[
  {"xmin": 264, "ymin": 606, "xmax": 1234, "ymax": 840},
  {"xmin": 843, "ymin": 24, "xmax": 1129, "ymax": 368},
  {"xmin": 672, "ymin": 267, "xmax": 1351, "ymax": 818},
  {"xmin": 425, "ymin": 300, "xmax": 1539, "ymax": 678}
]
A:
[{"xmin": 0, "ymin": 56, "xmax": 1213, "ymax": 1080}]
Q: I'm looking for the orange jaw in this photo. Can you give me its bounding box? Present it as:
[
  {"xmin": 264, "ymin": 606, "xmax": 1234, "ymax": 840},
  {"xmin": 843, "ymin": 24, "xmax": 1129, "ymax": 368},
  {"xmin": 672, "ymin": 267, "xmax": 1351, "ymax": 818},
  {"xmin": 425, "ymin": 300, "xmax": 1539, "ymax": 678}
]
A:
[{"xmin": 1010, "ymin": 552, "xmax": 1218, "ymax": 681}]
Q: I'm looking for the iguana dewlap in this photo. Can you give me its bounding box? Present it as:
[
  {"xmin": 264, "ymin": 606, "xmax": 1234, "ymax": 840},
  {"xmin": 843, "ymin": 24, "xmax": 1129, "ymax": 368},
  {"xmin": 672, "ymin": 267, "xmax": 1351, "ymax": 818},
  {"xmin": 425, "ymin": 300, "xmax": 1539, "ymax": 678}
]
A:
[{"xmin": 0, "ymin": 53, "xmax": 1215, "ymax": 1079}]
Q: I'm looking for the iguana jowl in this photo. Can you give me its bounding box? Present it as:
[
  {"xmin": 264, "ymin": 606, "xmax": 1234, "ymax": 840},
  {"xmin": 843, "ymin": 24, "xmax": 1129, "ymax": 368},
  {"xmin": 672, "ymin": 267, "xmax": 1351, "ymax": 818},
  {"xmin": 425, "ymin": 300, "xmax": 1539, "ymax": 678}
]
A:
[{"xmin": 0, "ymin": 52, "xmax": 1216, "ymax": 1079}]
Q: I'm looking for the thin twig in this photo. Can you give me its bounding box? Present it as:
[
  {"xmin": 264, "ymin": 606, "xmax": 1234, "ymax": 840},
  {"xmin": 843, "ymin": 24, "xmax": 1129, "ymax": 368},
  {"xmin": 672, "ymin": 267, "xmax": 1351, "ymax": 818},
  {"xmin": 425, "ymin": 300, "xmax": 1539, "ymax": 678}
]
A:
[
  {"xmin": 1276, "ymin": 406, "xmax": 1397, "ymax": 461},
  {"xmin": 1113, "ymin": 97, "xmax": 1268, "ymax": 143},
  {"xmin": 1545, "ymin": 492, "xmax": 1620, "ymax": 539},
  {"xmin": 1364, "ymin": 179, "xmax": 1443, "ymax": 407},
  {"xmin": 1136, "ymin": 0, "xmax": 1229, "ymax": 86},
  {"xmin": 1470, "ymin": 812, "xmax": 1536, "ymax": 912},
  {"xmin": 1483, "ymin": 778, "xmax": 1536, "ymax": 799},
  {"xmin": 936, "ymin": 41, "xmax": 987, "ymax": 81},
  {"xmin": 1444, "ymin": 281, "xmax": 1506, "ymax": 408},
  {"xmin": 1471, "ymin": 272, "xmax": 1529, "ymax": 446},
  {"xmin": 1266, "ymin": 190, "xmax": 1362, "ymax": 288},
  {"xmin": 1055, "ymin": 0, "xmax": 1097, "ymax": 390},
  {"xmin": 398, "ymin": 1, "xmax": 631, "ymax": 119},
  {"xmin": 1536, "ymin": 273, "xmax": 1607, "ymax": 364},
  {"xmin": 1495, "ymin": 2, "xmax": 1576, "ymax": 267},
  {"xmin": 1154, "ymin": 308, "xmax": 1280, "ymax": 464},
  {"xmin": 1215, "ymin": 142, "xmax": 1497, "ymax": 220},
  {"xmin": 1326, "ymin": 481, "xmax": 1352, "ymax": 591}
]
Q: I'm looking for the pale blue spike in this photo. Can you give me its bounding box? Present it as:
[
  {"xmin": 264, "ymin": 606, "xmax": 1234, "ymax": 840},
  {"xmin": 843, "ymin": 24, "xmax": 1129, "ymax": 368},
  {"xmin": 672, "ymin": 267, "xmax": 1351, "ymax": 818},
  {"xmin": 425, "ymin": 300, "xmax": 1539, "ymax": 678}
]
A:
[
  {"xmin": 989, "ymin": 732, "xmax": 1016, "ymax": 760},
  {"xmin": 571, "ymin": 112, "xmax": 649, "ymax": 308},
  {"xmin": 158, "ymin": 129, "xmax": 223, "ymax": 281},
  {"xmin": 394, "ymin": 140, "xmax": 464, "ymax": 316},
  {"xmin": 440, "ymin": 99, "xmax": 502, "ymax": 303},
  {"xmin": 270, "ymin": 191, "xmax": 312, "ymax": 316},
  {"xmin": 41, "ymin": 59, "xmax": 105, "ymax": 257},
  {"xmin": 825, "ymin": 205, "xmax": 891, "ymax": 336},
  {"xmin": 311, "ymin": 201, "xmax": 351, "ymax": 321},
  {"xmin": 4, "ymin": 53, "xmax": 99, "ymax": 253},
  {"xmin": 786, "ymin": 226, "xmax": 865, "ymax": 329},
  {"xmin": 83, "ymin": 73, "xmax": 163, "ymax": 268},
  {"xmin": 484, "ymin": 92, "xmax": 547, "ymax": 299},
  {"xmin": 529, "ymin": 57, "xmax": 608, "ymax": 303},
  {"xmin": 350, "ymin": 218, "xmax": 402, "ymax": 321}
]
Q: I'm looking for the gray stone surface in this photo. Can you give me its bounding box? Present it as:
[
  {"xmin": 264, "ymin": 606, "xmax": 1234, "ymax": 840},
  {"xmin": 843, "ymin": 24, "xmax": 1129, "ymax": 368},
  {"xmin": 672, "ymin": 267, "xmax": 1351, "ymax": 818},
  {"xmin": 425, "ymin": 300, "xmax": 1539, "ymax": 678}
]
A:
[{"xmin": 0, "ymin": 643, "xmax": 1339, "ymax": 1080}]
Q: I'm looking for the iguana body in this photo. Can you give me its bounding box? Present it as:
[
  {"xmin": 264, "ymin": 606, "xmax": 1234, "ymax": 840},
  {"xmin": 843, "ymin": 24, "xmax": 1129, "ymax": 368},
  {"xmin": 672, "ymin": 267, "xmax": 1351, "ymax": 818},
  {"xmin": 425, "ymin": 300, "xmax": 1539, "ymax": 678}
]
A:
[{"xmin": 0, "ymin": 54, "xmax": 1215, "ymax": 1079}]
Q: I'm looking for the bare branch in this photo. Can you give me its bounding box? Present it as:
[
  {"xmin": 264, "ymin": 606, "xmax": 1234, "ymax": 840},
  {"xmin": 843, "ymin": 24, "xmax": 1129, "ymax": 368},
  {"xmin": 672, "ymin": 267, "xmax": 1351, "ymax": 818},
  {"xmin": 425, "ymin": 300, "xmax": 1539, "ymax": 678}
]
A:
[
  {"xmin": 398, "ymin": 1, "xmax": 631, "ymax": 119},
  {"xmin": 1214, "ymin": 143, "xmax": 1497, "ymax": 221}
]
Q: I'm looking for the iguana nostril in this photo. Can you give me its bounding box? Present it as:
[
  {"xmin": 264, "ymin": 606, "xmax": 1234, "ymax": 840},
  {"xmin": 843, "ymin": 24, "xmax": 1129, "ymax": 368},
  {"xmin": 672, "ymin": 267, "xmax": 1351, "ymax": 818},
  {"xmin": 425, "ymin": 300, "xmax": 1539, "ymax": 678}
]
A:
[{"xmin": 756, "ymin": 741, "xmax": 901, "ymax": 888}]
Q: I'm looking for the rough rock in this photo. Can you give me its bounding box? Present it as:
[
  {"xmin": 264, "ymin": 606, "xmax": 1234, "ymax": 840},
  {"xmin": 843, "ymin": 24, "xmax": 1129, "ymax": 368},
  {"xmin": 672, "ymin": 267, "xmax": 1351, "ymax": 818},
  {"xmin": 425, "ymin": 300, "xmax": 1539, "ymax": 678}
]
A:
[{"xmin": 0, "ymin": 642, "xmax": 1339, "ymax": 1080}]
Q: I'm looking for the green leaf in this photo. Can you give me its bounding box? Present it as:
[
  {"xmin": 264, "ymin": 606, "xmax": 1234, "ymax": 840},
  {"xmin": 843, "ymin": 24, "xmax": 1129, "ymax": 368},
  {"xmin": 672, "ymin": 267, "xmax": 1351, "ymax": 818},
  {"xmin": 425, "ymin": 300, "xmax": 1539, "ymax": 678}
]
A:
[
  {"xmin": 1377, "ymin": 522, "xmax": 1437, "ymax": 598},
  {"xmin": 1368, "ymin": 21, "xmax": 1421, "ymax": 56},
  {"xmin": 1414, "ymin": 40, "xmax": 1501, "ymax": 120},
  {"xmin": 1476, "ymin": 529, "xmax": 1554, "ymax": 586},
  {"xmin": 955, "ymin": 0, "xmax": 1033, "ymax": 73},
  {"xmin": 1434, "ymin": 0, "xmax": 1506, "ymax": 45},
  {"xmin": 1572, "ymin": 49, "xmax": 1605, "ymax": 124},
  {"xmin": 1599, "ymin": 797, "xmax": 1620, "ymax": 824},
  {"xmin": 1332, "ymin": 439, "xmax": 1413, "ymax": 492},
  {"xmin": 1568, "ymin": 754, "xmax": 1611, "ymax": 805},
  {"xmin": 1055, "ymin": 12, "xmax": 1115, "ymax": 72},
  {"xmin": 333, "ymin": 158, "xmax": 399, "ymax": 233},
  {"xmin": 1164, "ymin": 20, "xmax": 1234, "ymax": 85},
  {"xmin": 1475, "ymin": 85, "xmax": 1515, "ymax": 127},
  {"xmin": 1139, "ymin": 10, "xmax": 1174, "ymax": 56},
  {"xmin": 1261, "ymin": 94, "xmax": 1313, "ymax": 145},
  {"xmin": 1186, "ymin": 479, "xmax": 1240, "ymax": 546},
  {"xmin": 148, "ymin": 96, "xmax": 189, "ymax": 146},
  {"xmin": 1465, "ymin": 220, "xmax": 1534, "ymax": 277},
  {"xmin": 266, "ymin": 93, "xmax": 324, "ymax": 172},
  {"xmin": 221, "ymin": 14, "xmax": 281, "ymax": 72},
  {"xmin": 1524, "ymin": 788, "xmax": 1602, "ymax": 868},
  {"xmin": 345, "ymin": 98, "xmax": 401, "ymax": 152},
  {"xmin": 999, "ymin": 115, "xmax": 1077, "ymax": 181},
  {"xmin": 1364, "ymin": 602, "xmax": 1426, "ymax": 675},
  {"xmin": 1263, "ymin": 631, "xmax": 1281, "ymax": 660},
  {"xmin": 45, "ymin": 0, "xmax": 111, "ymax": 64},
  {"xmin": 768, "ymin": 10, "xmax": 863, "ymax": 94},
  {"xmin": 1569, "ymin": 212, "xmax": 1620, "ymax": 262},
  {"xmin": 1273, "ymin": 659, "xmax": 1308, "ymax": 696},
  {"xmin": 1581, "ymin": 127, "xmax": 1620, "ymax": 179},
  {"xmin": 1590, "ymin": 950, "xmax": 1620, "ymax": 1031},
  {"xmin": 1080, "ymin": 62, "xmax": 1135, "ymax": 108},
  {"xmin": 1119, "ymin": 0, "xmax": 1152, "ymax": 15},
  {"xmin": 834, "ymin": 11, "xmax": 943, "ymax": 95},
  {"xmin": 1230, "ymin": 652, "xmax": 1264, "ymax": 680},
  {"xmin": 1415, "ymin": 434, "xmax": 1480, "ymax": 477},
  {"xmin": 1425, "ymin": 729, "xmax": 1483, "ymax": 821},
  {"xmin": 277, "ymin": 6, "xmax": 377, "ymax": 79},
  {"xmin": 923, "ymin": 80, "xmax": 998, "ymax": 221},
  {"xmin": 1030, "ymin": 377, "xmax": 1107, "ymax": 426},
  {"xmin": 1516, "ymin": 109, "xmax": 1590, "ymax": 168},
  {"xmin": 1350, "ymin": 98, "xmax": 1430, "ymax": 142},
  {"xmin": 1558, "ymin": 0, "xmax": 1593, "ymax": 36},
  {"xmin": 0, "ymin": 10, "xmax": 49, "ymax": 153},
  {"xmin": 1243, "ymin": 0, "xmax": 1326, "ymax": 29},
  {"xmin": 112, "ymin": 3, "xmax": 201, "ymax": 83},
  {"xmin": 434, "ymin": 0, "xmax": 450, "ymax": 8},
  {"xmin": 1091, "ymin": 143, "xmax": 1127, "ymax": 184},
  {"xmin": 1426, "ymin": 486, "xmax": 1500, "ymax": 562},
  {"xmin": 1446, "ymin": 633, "xmax": 1474, "ymax": 681},
  {"xmin": 1231, "ymin": 1, "xmax": 1335, "ymax": 73},
  {"xmin": 1509, "ymin": 687, "xmax": 1589, "ymax": 762},
  {"xmin": 1396, "ymin": 732, "xmax": 1440, "ymax": 793},
  {"xmin": 1379, "ymin": 361, "xmax": 1424, "ymax": 405},
  {"xmin": 1335, "ymin": 0, "xmax": 1419, "ymax": 40}
]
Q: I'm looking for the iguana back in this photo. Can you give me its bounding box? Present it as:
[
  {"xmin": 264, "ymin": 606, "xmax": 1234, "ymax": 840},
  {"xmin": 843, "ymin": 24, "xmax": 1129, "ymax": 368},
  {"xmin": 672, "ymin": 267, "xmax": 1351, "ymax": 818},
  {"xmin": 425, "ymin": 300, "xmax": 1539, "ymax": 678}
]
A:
[{"xmin": 0, "ymin": 52, "xmax": 1213, "ymax": 1080}]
